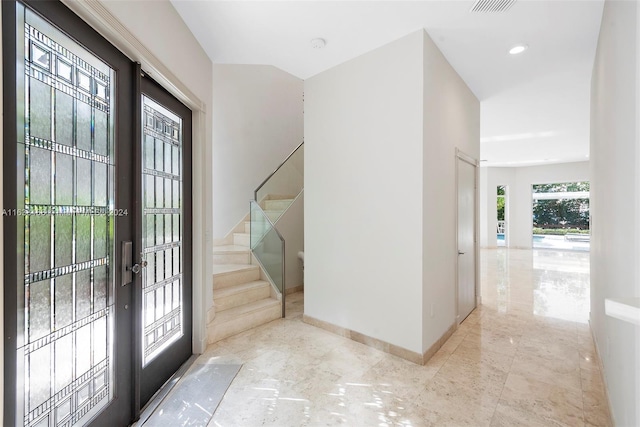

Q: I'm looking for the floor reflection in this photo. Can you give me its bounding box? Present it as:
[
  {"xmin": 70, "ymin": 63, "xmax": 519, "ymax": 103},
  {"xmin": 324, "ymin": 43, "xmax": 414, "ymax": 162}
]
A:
[
  {"xmin": 200, "ymin": 249, "xmax": 610, "ymax": 426},
  {"xmin": 482, "ymin": 248, "xmax": 590, "ymax": 323}
]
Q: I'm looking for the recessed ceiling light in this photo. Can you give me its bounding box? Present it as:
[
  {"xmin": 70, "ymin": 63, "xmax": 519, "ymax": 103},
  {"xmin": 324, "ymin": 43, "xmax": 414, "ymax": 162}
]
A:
[
  {"xmin": 310, "ymin": 38, "xmax": 326, "ymax": 49},
  {"xmin": 509, "ymin": 44, "xmax": 528, "ymax": 55}
]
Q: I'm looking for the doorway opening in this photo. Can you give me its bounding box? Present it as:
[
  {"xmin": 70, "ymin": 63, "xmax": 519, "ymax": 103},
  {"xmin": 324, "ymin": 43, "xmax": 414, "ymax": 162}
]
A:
[
  {"xmin": 531, "ymin": 181, "xmax": 590, "ymax": 251},
  {"xmin": 497, "ymin": 185, "xmax": 507, "ymax": 247},
  {"xmin": 456, "ymin": 151, "xmax": 477, "ymax": 324}
]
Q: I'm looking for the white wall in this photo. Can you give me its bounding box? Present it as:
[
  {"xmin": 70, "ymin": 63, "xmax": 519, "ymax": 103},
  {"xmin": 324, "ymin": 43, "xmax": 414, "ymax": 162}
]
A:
[
  {"xmin": 212, "ymin": 64, "xmax": 303, "ymax": 238},
  {"xmin": 590, "ymin": 0, "xmax": 640, "ymax": 425},
  {"xmin": 305, "ymin": 30, "xmax": 478, "ymax": 355},
  {"xmin": 275, "ymin": 193, "xmax": 304, "ymax": 291},
  {"xmin": 422, "ymin": 31, "xmax": 480, "ymax": 352},
  {"xmin": 305, "ymin": 31, "xmax": 425, "ymax": 353},
  {"xmin": 480, "ymin": 162, "xmax": 589, "ymax": 248},
  {"xmin": 101, "ymin": 1, "xmax": 212, "ymax": 104},
  {"xmin": 257, "ymin": 144, "xmax": 304, "ymax": 203}
]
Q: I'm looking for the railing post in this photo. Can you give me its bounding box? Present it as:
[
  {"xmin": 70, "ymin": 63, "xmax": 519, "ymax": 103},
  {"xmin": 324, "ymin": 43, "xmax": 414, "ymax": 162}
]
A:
[{"xmin": 282, "ymin": 240, "xmax": 286, "ymax": 318}]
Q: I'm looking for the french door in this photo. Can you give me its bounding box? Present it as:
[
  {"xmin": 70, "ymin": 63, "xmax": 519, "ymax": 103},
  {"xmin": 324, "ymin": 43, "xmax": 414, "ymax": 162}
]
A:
[
  {"xmin": 2, "ymin": 1, "xmax": 192, "ymax": 425},
  {"xmin": 138, "ymin": 75, "xmax": 192, "ymax": 408}
]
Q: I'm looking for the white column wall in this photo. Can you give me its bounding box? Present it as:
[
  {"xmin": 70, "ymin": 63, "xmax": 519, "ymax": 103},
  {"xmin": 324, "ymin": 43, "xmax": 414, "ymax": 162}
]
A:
[
  {"xmin": 590, "ymin": 0, "xmax": 640, "ymax": 425},
  {"xmin": 305, "ymin": 31, "xmax": 425, "ymax": 353},
  {"xmin": 305, "ymin": 29, "xmax": 479, "ymax": 355},
  {"xmin": 422, "ymin": 31, "xmax": 480, "ymax": 352}
]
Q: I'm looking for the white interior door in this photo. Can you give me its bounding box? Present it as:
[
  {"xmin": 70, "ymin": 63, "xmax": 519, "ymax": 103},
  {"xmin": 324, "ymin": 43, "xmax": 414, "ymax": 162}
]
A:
[{"xmin": 457, "ymin": 156, "xmax": 477, "ymax": 323}]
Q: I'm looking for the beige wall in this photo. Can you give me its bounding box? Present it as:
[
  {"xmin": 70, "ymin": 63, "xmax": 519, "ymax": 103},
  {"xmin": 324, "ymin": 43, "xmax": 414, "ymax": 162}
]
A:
[
  {"xmin": 212, "ymin": 64, "xmax": 303, "ymax": 238},
  {"xmin": 590, "ymin": 0, "xmax": 640, "ymax": 424}
]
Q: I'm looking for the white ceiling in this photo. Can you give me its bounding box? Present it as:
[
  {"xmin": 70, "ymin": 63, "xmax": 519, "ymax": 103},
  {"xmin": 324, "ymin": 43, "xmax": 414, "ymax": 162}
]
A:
[{"xmin": 171, "ymin": 0, "xmax": 604, "ymax": 167}]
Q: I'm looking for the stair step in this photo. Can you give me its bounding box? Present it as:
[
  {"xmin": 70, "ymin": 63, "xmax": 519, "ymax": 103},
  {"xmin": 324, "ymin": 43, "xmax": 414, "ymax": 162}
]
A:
[
  {"xmin": 264, "ymin": 199, "xmax": 294, "ymax": 211},
  {"xmin": 207, "ymin": 298, "xmax": 281, "ymax": 343},
  {"xmin": 213, "ymin": 245, "xmax": 251, "ymax": 264},
  {"xmin": 233, "ymin": 232, "xmax": 250, "ymax": 247},
  {"xmin": 264, "ymin": 210, "xmax": 283, "ymax": 222},
  {"xmin": 244, "ymin": 221, "xmax": 272, "ymax": 234},
  {"xmin": 213, "ymin": 264, "xmax": 260, "ymax": 289},
  {"xmin": 214, "ymin": 280, "xmax": 271, "ymax": 312},
  {"xmin": 213, "ymin": 245, "xmax": 250, "ymax": 253}
]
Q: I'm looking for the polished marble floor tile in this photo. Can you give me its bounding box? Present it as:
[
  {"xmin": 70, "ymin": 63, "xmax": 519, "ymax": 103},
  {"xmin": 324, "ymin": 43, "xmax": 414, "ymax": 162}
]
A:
[{"xmin": 201, "ymin": 249, "xmax": 611, "ymax": 426}]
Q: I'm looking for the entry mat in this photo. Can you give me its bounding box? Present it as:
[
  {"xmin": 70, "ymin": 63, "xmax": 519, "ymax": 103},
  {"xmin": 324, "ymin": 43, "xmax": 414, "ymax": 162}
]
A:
[{"xmin": 142, "ymin": 363, "xmax": 242, "ymax": 426}]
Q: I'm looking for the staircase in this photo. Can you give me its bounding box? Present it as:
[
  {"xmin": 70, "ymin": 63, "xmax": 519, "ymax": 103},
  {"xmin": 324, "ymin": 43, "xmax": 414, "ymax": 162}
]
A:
[
  {"xmin": 207, "ymin": 141, "xmax": 303, "ymax": 344},
  {"xmin": 261, "ymin": 197, "xmax": 295, "ymax": 223},
  {"xmin": 207, "ymin": 221, "xmax": 281, "ymax": 344}
]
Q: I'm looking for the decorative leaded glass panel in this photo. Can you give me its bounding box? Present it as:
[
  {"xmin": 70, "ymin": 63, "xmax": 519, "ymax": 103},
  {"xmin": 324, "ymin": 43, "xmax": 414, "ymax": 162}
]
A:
[
  {"xmin": 17, "ymin": 8, "xmax": 116, "ymax": 426},
  {"xmin": 141, "ymin": 95, "xmax": 183, "ymax": 366}
]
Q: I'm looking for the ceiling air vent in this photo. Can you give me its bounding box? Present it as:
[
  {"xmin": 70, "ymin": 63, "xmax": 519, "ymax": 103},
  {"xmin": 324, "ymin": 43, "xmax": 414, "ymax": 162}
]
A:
[{"xmin": 470, "ymin": 0, "xmax": 516, "ymax": 13}]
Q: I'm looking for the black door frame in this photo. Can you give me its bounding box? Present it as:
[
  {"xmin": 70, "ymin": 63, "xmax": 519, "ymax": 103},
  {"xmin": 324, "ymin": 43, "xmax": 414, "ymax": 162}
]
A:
[
  {"xmin": 3, "ymin": 0, "xmax": 136, "ymax": 424},
  {"xmin": 2, "ymin": 1, "xmax": 193, "ymax": 425}
]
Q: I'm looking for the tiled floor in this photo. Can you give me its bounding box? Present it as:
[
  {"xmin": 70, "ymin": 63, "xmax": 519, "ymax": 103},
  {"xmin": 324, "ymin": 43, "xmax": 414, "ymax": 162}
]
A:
[{"xmin": 199, "ymin": 248, "xmax": 611, "ymax": 426}]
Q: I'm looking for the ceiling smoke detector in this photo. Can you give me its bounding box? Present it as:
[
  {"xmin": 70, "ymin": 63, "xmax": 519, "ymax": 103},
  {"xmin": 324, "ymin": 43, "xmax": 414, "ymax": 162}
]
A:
[
  {"xmin": 470, "ymin": 0, "xmax": 517, "ymax": 13},
  {"xmin": 310, "ymin": 38, "xmax": 326, "ymax": 49}
]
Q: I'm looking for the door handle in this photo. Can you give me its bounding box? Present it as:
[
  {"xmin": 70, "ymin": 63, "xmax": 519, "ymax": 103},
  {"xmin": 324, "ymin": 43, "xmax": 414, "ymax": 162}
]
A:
[
  {"xmin": 129, "ymin": 262, "xmax": 147, "ymax": 274},
  {"xmin": 122, "ymin": 241, "xmax": 133, "ymax": 286},
  {"xmin": 458, "ymin": 250, "xmax": 465, "ymax": 255}
]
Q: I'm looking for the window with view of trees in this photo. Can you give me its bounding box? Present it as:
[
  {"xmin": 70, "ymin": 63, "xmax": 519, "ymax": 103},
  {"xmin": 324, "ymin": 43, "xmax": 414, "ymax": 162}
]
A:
[
  {"xmin": 532, "ymin": 181, "xmax": 590, "ymax": 235},
  {"xmin": 497, "ymin": 185, "xmax": 505, "ymax": 222}
]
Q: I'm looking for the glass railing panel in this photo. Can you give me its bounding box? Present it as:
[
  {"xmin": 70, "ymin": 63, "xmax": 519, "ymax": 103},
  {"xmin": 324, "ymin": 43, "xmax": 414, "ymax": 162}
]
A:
[
  {"xmin": 250, "ymin": 201, "xmax": 284, "ymax": 296},
  {"xmin": 255, "ymin": 144, "xmax": 303, "ymax": 223},
  {"xmin": 250, "ymin": 200, "xmax": 271, "ymax": 248}
]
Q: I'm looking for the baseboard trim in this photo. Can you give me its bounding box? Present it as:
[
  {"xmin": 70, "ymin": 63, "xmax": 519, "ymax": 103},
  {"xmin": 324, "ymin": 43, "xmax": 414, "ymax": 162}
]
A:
[
  {"xmin": 206, "ymin": 306, "xmax": 215, "ymax": 324},
  {"xmin": 422, "ymin": 322, "xmax": 457, "ymax": 363},
  {"xmin": 589, "ymin": 318, "xmax": 616, "ymax": 426},
  {"xmin": 285, "ymin": 285, "xmax": 304, "ymax": 295},
  {"xmin": 302, "ymin": 314, "xmax": 456, "ymax": 365}
]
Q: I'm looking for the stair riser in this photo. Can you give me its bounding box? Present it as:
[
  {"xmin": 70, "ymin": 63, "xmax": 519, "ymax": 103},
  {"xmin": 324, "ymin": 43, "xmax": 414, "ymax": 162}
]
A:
[
  {"xmin": 207, "ymin": 303, "xmax": 281, "ymax": 344},
  {"xmin": 244, "ymin": 222, "xmax": 251, "ymax": 233},
  {"xmin": 233, "ymin": 233, "xmax": 250, "ymax": 247},
  {"xmin": 214, "ymin": 268, "xmax": 260, "ymax": 289},
  {"xmin": 242, "ymin": 226, "xmax": 271, "ymax": 240},
  {"xmin": 214, "ymin": 285, "xmax": 271, "ymax": 312},
  {"xmin": 264, "ymin": 199, "xmax": 293, "ymax": 211},
  {"xmin": 212, "ymin": 252, "xmax": 251, "ymax": 264}
]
